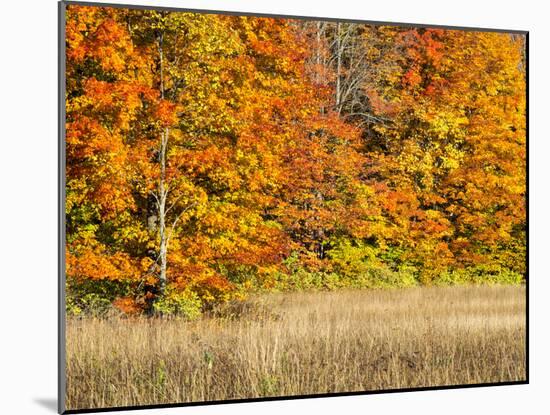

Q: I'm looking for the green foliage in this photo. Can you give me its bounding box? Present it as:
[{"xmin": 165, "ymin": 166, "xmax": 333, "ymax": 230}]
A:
[
  {"xmin": 271, "ymin": 268, "xmax": 335, "ymax": 291},
  {"xmin": 259, "ymin": 374, "xmax": 280, "ymax": 396},
  {"xmin": 154, "ymin": 359, "xmax": 167, "ymax": 397},
  {"xmin": 269, "ymin": 249, "xmax": 419, "ymax": 291},
  {"xmin": 152, "ymin": 286, "xmax": 202, "ymax": 320},
  {"xmin": 340, "ymin": 264, "xmax": 418, "ymax": 289},
  {"xmin": 203, "ymin": 351, "xmax": 214, "ymax": 370},
  {"xmin": 433, "ymin": 265, "xmax": 524, "ymax": 286},
  {"xmin": 66, "ymin": 279, "xmax": 132, "ymax": 317},
  {"xmin": 328, "ymin": 239, "xmax": 377, "ymax": 279},
  {"xmin": 269, "ymin": 252, "xmax": 342, "ymax": 291},
  {"xmin": 329, "ymin": 242, "xmax": 419, "ymax": 288}
]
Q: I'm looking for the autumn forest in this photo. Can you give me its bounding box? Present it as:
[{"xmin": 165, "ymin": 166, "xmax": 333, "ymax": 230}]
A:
[{"xmin": 65, "ymin": 5, "xmax": 526, "ymax": 318}]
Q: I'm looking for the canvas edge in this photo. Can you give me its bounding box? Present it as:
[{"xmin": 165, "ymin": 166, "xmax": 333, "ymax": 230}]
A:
[
  {"xmin": 57, "ymin": 1, "xmax": 530, "ymax": 413},
  {"xmin": 525, "ymin": 31, "xmax": 530, "ymax": 385},
  {"xmin": 58, "ymin": 1, "xmax": 67, "ymax": 413},
  {"xmin": 61, "ymin": 0, "xmax": 528, "ymax": 35}
]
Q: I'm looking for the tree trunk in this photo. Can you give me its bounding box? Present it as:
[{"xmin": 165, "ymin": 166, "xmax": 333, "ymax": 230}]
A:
[
  {"xmin": 335, "ymin": 23, "xmax": 342, "ymax": 112},
  {"xmin": 158, "ymin": 127, "xmax": 168, "ymax": 295},
  {"xmin": 315, "ymin": 21, "xmax": 325, "ymax": 115},
  {"xmin": 157, "ymin": 29, "xmax": 168, "ymax": 298}
]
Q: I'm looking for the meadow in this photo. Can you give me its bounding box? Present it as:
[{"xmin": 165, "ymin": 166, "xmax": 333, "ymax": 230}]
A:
[{"xmin": 65, "ymin": 285, "xmax": 526, "ymax": 410}]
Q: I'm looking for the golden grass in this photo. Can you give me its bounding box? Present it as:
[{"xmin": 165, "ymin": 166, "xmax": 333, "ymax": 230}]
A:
[{"xmin": 65, "ymin": 285, "xmax": 526, "ymax": 410}]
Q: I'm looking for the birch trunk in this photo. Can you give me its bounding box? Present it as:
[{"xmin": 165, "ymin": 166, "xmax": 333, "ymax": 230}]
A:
[
  {"xmin": 157, "ymin": 30, "xmax": 168, "ymax": 296},
  {"xmin": 158, "ymin": 127, "xmax": 168, "ymax": 294},
  {"xmin": 335, "ymin": 22, "xmax": 342, "ymax": 112},
  {"xmin": 315, "ymin": 21, "xmax": 326, "ymax": 115}
]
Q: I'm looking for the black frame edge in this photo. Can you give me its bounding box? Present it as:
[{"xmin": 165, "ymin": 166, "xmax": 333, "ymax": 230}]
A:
[
  {"xmin": 63, "ymin": 381, "xmax": 528, "ymax": 414},
  {"xmin": 525, "ymin": 31, "xmax": 530, "ymax": 385},
  {"xmin": 58, "ymin": 1, "xmax": 67, "ymax": 414}
]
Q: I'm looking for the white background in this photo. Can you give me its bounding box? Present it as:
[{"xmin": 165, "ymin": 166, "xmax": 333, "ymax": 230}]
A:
[{"xmin": 0, "ymin": 0, "xmax": 546, "ymax": 414}]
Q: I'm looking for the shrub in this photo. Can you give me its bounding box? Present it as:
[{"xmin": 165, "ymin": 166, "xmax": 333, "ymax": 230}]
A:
[
  {"xmin": 345, "ymin": 264, "xmax": 419, "ymax": 289},
  {"xmin": 66, "ymin": 278, "xmax": 132, "ymax": 317},
  {"xmin": 328, "ymin": 239, "xmax": 376, "ymax": 279},
  {"xmin": 66, "ymin": 292, "xmax": 113, "ymax": 317},
  {"xmin": 269, "ymin": 252, "xmax": 329, "ymax": 291},
  {"xmin": 152, "ymin": 286, "xmax": 202, "ymax": 320},
  {"xmin": 271, "ymin": 267, "xmax": 336, "ymax": 291},
  {"xmin": 329, "ymin": 241, "xmax": 419, "ymax": 289},
  {"xmin": 433, "ymin": 264, "xmax": 524, "ymax": 286}
]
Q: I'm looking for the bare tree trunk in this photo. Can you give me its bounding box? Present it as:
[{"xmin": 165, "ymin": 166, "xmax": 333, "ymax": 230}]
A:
[
  {"xmin": 315, "ymin": 21, "xmax": 326, "ymax": 115},
  {"xmin": 335, "ymin": 22, "xmax": 342, "ymax": 112},
  {"xmin": 157, "ymin": 30, "xmax": 168, "ymax": 297},
  {"xmin": 315, "ymin": 21, "xmax": 322, "ymax": 85},
  {"xmin": 158, "ymin": 128, "xmax": 168, "ymax": 295},
  {"xmin": 152, "ymin": 23, "xmax": 194, "ymax": 301}
]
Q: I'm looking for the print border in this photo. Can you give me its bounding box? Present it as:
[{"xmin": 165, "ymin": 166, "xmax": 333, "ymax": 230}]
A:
[{"xmin": 58, "ymin": 1, "xmax": 529, "ymax": 413}]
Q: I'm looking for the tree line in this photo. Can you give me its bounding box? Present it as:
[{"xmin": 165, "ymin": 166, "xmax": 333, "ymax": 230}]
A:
[{"xmin": 65, "ymin": 5, "xmax": 526, "ymax": 317}]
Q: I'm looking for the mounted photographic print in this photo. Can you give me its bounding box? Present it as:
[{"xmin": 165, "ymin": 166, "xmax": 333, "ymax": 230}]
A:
[{"xmin": 59, "ymin": 1, "xmax": 528, "ymax": 413}]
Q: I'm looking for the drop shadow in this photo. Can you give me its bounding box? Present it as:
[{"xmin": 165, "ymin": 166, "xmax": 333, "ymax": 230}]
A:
[{"xmin": 34, "ymin": 398, "xmax": 57, "ymax": 413}]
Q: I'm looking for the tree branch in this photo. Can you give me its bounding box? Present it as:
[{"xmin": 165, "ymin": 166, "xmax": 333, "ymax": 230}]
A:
[{"xmin": 166, "ymin": 202, "xmax": 197, "ymax": 245}]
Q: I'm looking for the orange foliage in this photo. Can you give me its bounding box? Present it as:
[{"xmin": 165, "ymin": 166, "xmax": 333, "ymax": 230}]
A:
[{"xmin": 64, "ymin": 5, "xmax": 526, "ymax": 313}]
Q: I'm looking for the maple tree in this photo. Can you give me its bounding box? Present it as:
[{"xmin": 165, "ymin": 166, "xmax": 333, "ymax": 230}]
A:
[
  {"xmin": 65, "ymin": 5, "xmax": 153, "ymax": 312},
  {"xmin": 361, "ymin": 28, "xmax": 526, "ymax": 281},
  {"xmin": 64, "ymin": 5, "xmax": 527, "ymax": 316}
]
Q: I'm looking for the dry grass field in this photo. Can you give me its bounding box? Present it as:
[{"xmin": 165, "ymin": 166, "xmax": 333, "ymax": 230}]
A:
[{"xmin": 65, "ymin": 285, "xmax": 526, "ymax": 410}]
